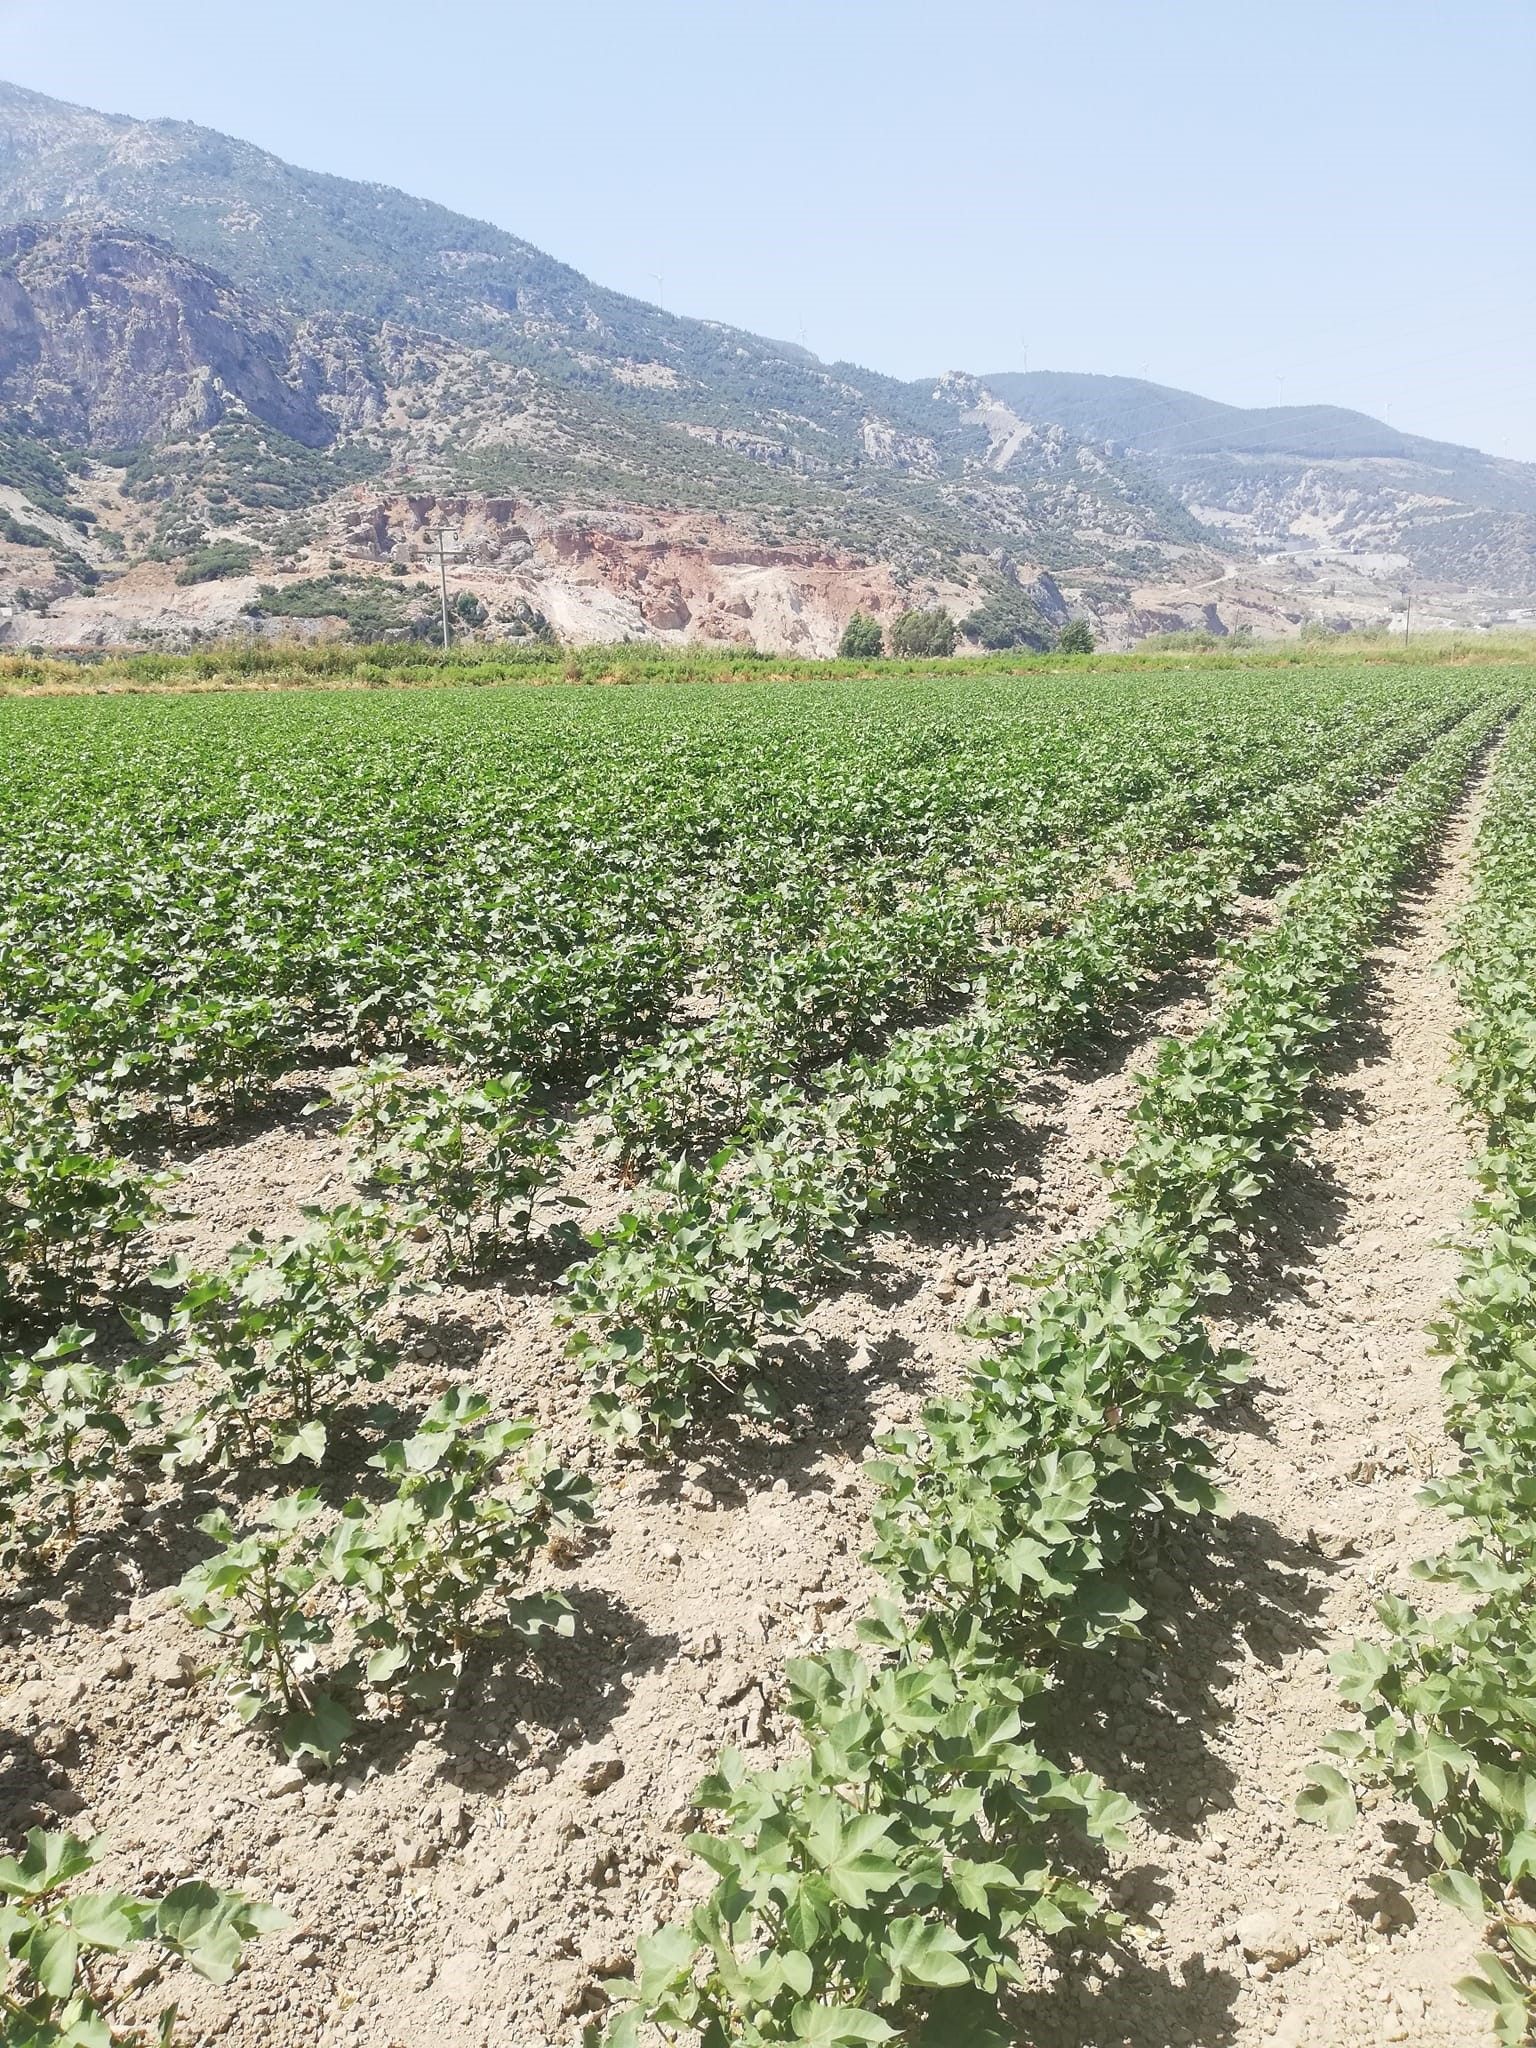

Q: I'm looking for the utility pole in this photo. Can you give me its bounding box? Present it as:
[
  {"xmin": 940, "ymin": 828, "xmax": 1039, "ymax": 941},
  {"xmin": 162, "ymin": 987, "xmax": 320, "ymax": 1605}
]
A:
[
  {"xmin": 1404, "ymin": 576, "xmax": 1414, "ymax": 641},
  {"xmin": 435, "ymin": 528, "xmax": 455, "ymax": 651}
]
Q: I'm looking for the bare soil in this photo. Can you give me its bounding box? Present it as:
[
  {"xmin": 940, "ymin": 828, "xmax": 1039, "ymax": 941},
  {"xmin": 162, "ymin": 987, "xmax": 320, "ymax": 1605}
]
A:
[{"xmin": 0, "ymin": 813, "xmax": 1491, "ymax": 2048}]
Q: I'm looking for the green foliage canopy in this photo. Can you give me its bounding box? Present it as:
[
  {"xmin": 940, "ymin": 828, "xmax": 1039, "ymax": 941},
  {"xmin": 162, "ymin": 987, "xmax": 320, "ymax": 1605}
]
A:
[
  {"xmin": 176, "ymin": 541, "xmax": 258, "ymax": 585},
  {"xmin": 959, "ymin": 588, "xmax": 1053, "ymax": 651},
  {"xmin": 838, "ymin": 612, "xmax": 884, "ymax": 659},
  {"xmin": 888, "ymin": 607, "xmax": 956, "ymax": 658}
]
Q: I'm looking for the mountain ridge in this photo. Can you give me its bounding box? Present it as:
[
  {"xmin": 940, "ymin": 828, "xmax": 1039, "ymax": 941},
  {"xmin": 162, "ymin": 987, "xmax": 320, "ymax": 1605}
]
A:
[
  {"xmin": 983, "ymin": 369, "xmax": 1536, "ymax": 516},
  {"xmin": 0, "ymin": 76, "xmax": 1533, "ymax": 651}
]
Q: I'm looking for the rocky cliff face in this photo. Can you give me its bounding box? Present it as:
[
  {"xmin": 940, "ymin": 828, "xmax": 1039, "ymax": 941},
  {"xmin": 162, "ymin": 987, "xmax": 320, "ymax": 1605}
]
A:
[
  {"xmin": 327, "ymin": 494, "xmax": 916, "ymax": 650},
  {"xmin": 0, "ymin": 221, "xmax": 332, "ymax": 448}
]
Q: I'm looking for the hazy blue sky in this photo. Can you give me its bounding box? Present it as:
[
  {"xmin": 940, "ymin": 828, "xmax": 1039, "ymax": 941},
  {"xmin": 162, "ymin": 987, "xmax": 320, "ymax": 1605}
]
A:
[{"xmin": 2, "ymin": 0, "xmax": 1533, "ymax": 457}]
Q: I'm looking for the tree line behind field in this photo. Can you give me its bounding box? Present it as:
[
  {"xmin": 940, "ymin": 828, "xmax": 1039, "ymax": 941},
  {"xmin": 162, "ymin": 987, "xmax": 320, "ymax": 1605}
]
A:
[{"xmin": 839, "ymin": 607, "xmax": 1095, "ymax": 658}]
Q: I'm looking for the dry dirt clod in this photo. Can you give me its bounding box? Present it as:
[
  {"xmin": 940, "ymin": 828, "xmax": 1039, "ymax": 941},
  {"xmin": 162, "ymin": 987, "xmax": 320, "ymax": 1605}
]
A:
[
  {"xmin": 150, "ymin": 1648, "xmax": 197, "ymax": 1689},
  {"xmin": 576, "ymin": 1752, "xmax": 624, "ymax": 1796},
  {"xmin": 1236, "ymin": 1908, "xmax": 1308, "ymax": 1970}
]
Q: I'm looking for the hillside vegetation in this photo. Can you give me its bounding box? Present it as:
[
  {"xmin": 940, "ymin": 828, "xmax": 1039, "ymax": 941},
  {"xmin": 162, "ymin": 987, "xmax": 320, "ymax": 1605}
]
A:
[{"xmin": 2, "ymin": 77, "xmax": 1535, "ymax": 658}]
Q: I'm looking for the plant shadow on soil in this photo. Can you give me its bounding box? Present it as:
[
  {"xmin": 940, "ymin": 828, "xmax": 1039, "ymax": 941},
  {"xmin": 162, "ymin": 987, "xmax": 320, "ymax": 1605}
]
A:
[
  {"xmin": 609, "ymin": 1322, "xmax": 933, "ymax": 1512},
  {"xmin": 1004, "ymin": 1948, "xmax": 1244, "ymax": 2048},
  {"xmin": 325, "ymin": 1583, "xmax": 681, "ymax": 1793},
  {"xmin": 1009, "ymin": 1514, "xmax": 1334, "ymax": 2047},
  {"xmin": 133, "ymin": 1071, "xmax": 340, "ymax": 1177},
  {"xmin": 11, "ymin": 1540, "xmax": 674, "ymax": 1803},
  {"xmin": 652, "ymin": 982, "xmax": 1210, "ymax": 1494},
  {"xmin": 0, "ymin": 1723, "xmax": 77, "ymax": 1835}
]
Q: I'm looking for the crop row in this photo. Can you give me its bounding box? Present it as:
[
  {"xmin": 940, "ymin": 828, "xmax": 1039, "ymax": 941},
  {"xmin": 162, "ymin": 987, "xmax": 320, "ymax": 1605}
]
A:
[
  {"xmin": 0, "ymin": 686, "xmax": 1263, "ymax": 1117},
  {"xmin": 0, "ymin": 697, "xmax": 1497, "ymax": 1597},
  {"xmin": 0, "ymin": 1210, "xmax": 593, "ymax": 2033},
  {"xmin": 592, "ymin": 701, "xmax": 1506, "ymax": 2045},
  {"xmin": 0, "ymin": 679, "xmax": 1483, "ymax": 1144},
  {"xmin": 561, "ymin": 698, "xmax": 1488, "ymax": 1447},
  {"xmin": 1303, "ymin": 704, "xmax": 1536, "ymax": 2043},
  {"xmin": 0, "ymin": 709, "xmax": 1492, "ymax": 1612},
  {"xmin": 590, "ymin": 695, "xmax": 1468, "ymax": 1173},
  {"xmin": 0, "ymin": 689, "xmax": 1474, "ymax": 1346},
  {"xmin": 0, "ymin": 710, "xmax": 1498, "ymax": 1750}
]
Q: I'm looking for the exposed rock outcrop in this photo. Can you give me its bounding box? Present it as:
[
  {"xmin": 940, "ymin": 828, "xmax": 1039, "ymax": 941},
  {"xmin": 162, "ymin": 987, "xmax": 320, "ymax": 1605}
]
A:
[{"xmin": 0, "ymin": 221, "xmax": 332, "ymax": 447}]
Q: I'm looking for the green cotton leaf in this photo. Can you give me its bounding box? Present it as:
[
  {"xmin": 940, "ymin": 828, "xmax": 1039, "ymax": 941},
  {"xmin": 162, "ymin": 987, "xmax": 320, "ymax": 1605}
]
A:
[
  {"xmin": 1428, "ymin": 1870, "xmax": 1490, "ymax": 1925},
  {"xmin": 281, "ymin": 1693, "xmax": 352, "ymax": 1766},
  {"xmin": 942, "ymin": 1543, "xmax": 975, "ymax": 1589},
  {"xmin": 266, "ymin": 1490, "xmax": 325, "ymax": 1536},
  {"xmin": 1331, "ymin": 1639, "xmax": 1392, "ymax": 1703},
  {"xmin": 948, "ymin": 1859, "xmax": 1019, "ymax": 1913},
  {"xmin": 401, "ymin": 1431, "xmax": 449, "ymax": 1474},
  {"xmin": 1163, "ymin": 1462, "xmax": 1221, "ymax": 1514},
  {"xmin": 155, "ymin": 1882, "xmax": 287, "ymax": 1986},
  {"xmin": 239, "ymin": 1900, "xmax": 293, "ymax": 1940},
  {"xmin": 804, "ymin": 1806, "xmax": 903, "ymax": 1908},
  {"xmin": 883, "ymin": 1916, "xmax": 972, "ymax": 1988},
  {"xmin": 505, "ymin": 1591, "xmax": 576, "ymax": 1640},
  {"xmin": 1455, "ymin": 1952, "xmax": 1528, "ymax": 2025},
  {"xmin": 150, "ymin": 1884, "xmax": 222, "ymax": 1943},
  {"xmin": 684, "ymin": 1831, "xmax": 740, "ymax": 1880},
  {"xmin": 1071, "ymin": 1778, "xmax": 1137, "ymax": 1850},
  {"xmin": 855, "ymin": 1598, "xmax": 908, "ymax": 1651},
  {"xmin": 25, "ymin": 2008, "xmax": 115, "ymax": 2048},
  {"xmin": 633, "ymin": 1922, "xmax": 698, "ymax": 1996},
  {"xmin": 66, "ymin": 1891, "xmax": 144, "ymax": 1949},
  {"xmin": 1475, "ymin": 1763, "xmax": 1536, "ymax": 1834},
  {"xmin": 0, "ymin": 1830, "xmax": 101, "ymax": 1899},
  {"xmin": 1030, "ymin": 1891, "xmax": 1084, "ymax": 1937},
  {"xmin": 27, "ymin": 1918, "xmax": 81, "ymax": 1998},
  {"xmin": 783, "ymin": 1883, "xmax": 832, "ymax": 1955},
  {"xmin": 1294, "ymin": 1764, "xmax": 1357, "ymax": 1834},
  {"xmin": 365, "ymin": 1643, "xmax": 410, "ymax": 1685},
  {"xmin": 590, "ymin": 2011, "xmax": 643, "ymax": 2048},
  {"xmin": 780, "ymin": 1949, "xmax": 815, "ymax": 1997},
  {"xmin": 274, "ymin": 1419, "xmax": 327, "ymax": 1466},
  {"xmin": 789, "ymin": 2002, "xmax": 899, "ymax": 2044}
]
